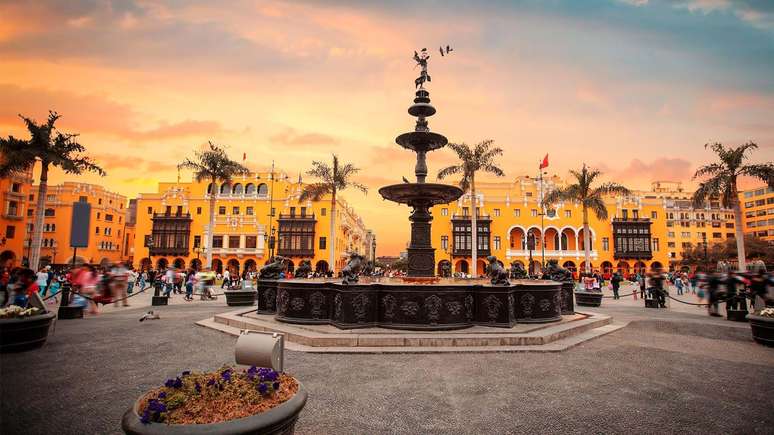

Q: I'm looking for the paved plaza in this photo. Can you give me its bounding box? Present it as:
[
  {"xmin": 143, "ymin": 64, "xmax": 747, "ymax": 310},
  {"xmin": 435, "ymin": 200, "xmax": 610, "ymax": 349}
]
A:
[{"xmin": 2, "ymin": 284, "xmax": 773, "ymax": 434}]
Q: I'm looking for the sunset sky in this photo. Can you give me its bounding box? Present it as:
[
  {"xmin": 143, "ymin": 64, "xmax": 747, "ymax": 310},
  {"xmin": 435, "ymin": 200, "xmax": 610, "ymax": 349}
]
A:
[{"xmin": 1, "ymin": 0, "xmax": 773, "ymax": 255}]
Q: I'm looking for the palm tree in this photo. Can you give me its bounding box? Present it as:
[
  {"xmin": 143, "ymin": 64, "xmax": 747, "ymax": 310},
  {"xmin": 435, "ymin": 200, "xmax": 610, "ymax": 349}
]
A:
[
  {"xmin": 437, "ymin": 140, "xmax": 505, "ymax": 277},
  {"xmin": 692, "ymin": 142, "xmax": 774, "ymax": 271},
  {"xmin": 0, "ymin": 111, "xmax": 105, "ymax": 270},
  {"xmin": 299, "ymin": 155, "xmax": 367, "ymax": 273},
  {"xmin": 542, "ymin": 165, "xmax": 630, "ymax": 275},
  {"xmin": 178, "ymin": 142, "xmax": 249, "ymax": 269}
]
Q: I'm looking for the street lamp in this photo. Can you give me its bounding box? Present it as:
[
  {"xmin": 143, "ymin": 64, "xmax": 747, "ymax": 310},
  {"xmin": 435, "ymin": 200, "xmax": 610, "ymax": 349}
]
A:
[
  {"xmin": 527, "ymin": 230, "xmax": 536, "ymax": 277},
  {"xmin": 269, "ymin": 227, "xmax": 277, "ymax": 260}
]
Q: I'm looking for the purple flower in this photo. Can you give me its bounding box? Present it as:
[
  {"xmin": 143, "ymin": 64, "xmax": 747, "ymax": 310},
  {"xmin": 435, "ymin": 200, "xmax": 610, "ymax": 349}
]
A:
[
  {"xmin": 195, "ymin": 382, "xmax": 201, "ymax": 393},
  {"xmin": 140, "ymin": 409, "xmax": 152, "ymax": 424},
  {"xmin": 207, "ymin": 378, "xmax": 216, "ymax": 387},
  {"xmin": 221, "ymin": 371, "xmax": 232, "ymax": 382},
  {"xmin": 164, "ymin": 379, "xmax": 175, "ymax": 388},
  {"xmin": 257, "ymin": 383, "xmax": 268, "ymax": 394},
  {"xmin": 172, "ymin": 377, "xmax": 183, "ymax": 389},
  {"xmin": 158, "ymin": 392, "xmax": 167, "ymax": 399},
  {"xmin": 181, "ymin": 370, "xmax": 191, "ymax": 377},
  {"xmin": 272, "ymin": 382, "xmax": 280, "ymax": 391}
]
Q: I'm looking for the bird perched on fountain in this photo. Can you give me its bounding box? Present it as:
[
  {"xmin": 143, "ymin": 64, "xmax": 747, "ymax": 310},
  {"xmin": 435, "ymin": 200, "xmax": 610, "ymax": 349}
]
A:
[
  {"xmin": 139, "ymin": 310, "xmax": 160, "ymax": 322},
  {"xmin": 402, "ymin": 176, "xmax": 410, "ymax": 183}
]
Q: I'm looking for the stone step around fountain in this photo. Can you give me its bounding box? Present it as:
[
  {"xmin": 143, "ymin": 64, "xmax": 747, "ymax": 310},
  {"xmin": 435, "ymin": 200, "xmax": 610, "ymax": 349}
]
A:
[{"xmin": 196, "ymin": 308, "xmax": 617, "ymax": 353}]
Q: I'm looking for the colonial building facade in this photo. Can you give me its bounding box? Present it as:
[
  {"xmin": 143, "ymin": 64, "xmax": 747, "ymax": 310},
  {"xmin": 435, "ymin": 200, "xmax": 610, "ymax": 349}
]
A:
[
  {"xmin": 0, "ymin": 166, "xmax": 34, "ymax": 264},
  {"xmin": 740, "ymin": 185, "xmax": 774, "ymax": 242},
  {"xmin": 132, "ymin": 169, "xmax": 371, "ymax": 274},
  {"xmin": 430, "ymin": 178, "xmax": 736, "ymax": 276}
]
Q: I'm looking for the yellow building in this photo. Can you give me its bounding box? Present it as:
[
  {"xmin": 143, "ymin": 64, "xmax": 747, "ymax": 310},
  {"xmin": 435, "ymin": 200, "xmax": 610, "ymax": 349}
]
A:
[
  {"xmin": 430, "ymin": 177, "xmax": 735, "ymax": 277},
  {"xmin": 27, "ymin": 182, "xmax": 128, "ymax": 266},
  {"xmin": 739, "ymin": 185, "xmax": 774, "ymax": 241},
  {"xmin": 132, "ymin": 169, "xmax": 371, "ymax": 275},
  {"xmin": 0, "ymin": 165, "xmax": 34, "ymax": 265}
]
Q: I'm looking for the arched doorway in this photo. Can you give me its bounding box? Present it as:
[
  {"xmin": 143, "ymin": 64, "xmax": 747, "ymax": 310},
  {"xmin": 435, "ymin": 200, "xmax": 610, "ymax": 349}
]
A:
[
  {"xmin": 650, "ymin": 261, "xmax": 663, "ymax": 272},
  {"xmin": 227, "ymin": 258, "xmax": 240, "ymax": 276},
  {"xmin": 579, "ymin": 261, "xmax": 593, "ymax": 274},
  {"xmin": 139, "ymin": 257, "xmax": 151, "ymax": 271},
  {"xmin": 315, "ymin": 260, "xmax": 329, "ymax": 274},
  {"xmin": 173, "ymin": 257, "xmax": 185, "ymax": 269},
  {"xmin": 476, "ymin": 259, "xmax": 487, "ymax": 277},
  {"xmin": 207, "ymin": 182, "xmax": 218, "ymax": 194},
  {"xmin": 286, "ymin": 260, "xmax": 295, "ymax": 274},
  {"xmin": 455, "ymin": 260, "xmax": 469, "ymax": 274},
  {"xmin": 544, "ymin": 228, "xmax": 560, "ymax": 251},
  {"xmin": 244, "ymin": 259, "xmax": 257, "ymax": 274},
  {"xmin": 561, "ymin": 228, "xmax": 576, "ymax": 251},
  {"xmin": 156, "ymin": 258, "xmax": 169, "ymax": 270},
  {"xmin": 616, "ymin": 261, "xmax": 630, "ymax": 277},
  {"xmin": 509, "ymin": 227, "xmax": 525, "ymax": 250},
  {"xmin": 212, "ymin": 259, "xmax": 223, "ymax": 274},
  {"xmin": 578, "ymin": 228, "xmax": 593, "ymax": 250},
  {"xmin": 600, "ymin": 261, "xmax": 613, "ymax": 276},
  {"xmin": 99, "ymin": 258, "xmax": 110, "ymax": 268},
  {"xmin": 437, "ymin": 260, "xmax": 451, "ymax": 277},
  {"xmin": 529, "ymin": 260, "xmax": 542, "ymax": 276},
  {"xmin": 634, "ymin": 261, "xmax": 646, "ymax": 275},
  {"xmin": 190, "ymin": 258, "xmax": 202, "ymax": 271},
  {"xmin": 562, "ymin": 260, "xmax": 577, "ymax": 273}
]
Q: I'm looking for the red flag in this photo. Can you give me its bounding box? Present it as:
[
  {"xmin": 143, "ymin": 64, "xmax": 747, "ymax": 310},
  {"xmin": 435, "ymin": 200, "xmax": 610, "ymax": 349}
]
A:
[
  {"xmin": 243, "ymin": 152, "xmax": 247, "ymax": 161},
  {"xmin": 539, "ymin": 153, "xmax": 549, "ymax": 169}
]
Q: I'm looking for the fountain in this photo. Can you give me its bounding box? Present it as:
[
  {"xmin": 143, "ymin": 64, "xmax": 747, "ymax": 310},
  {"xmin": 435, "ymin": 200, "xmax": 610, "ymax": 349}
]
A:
[{"xmin": 254, "ymin": 48, "xmax": 565, "ymax": 330}]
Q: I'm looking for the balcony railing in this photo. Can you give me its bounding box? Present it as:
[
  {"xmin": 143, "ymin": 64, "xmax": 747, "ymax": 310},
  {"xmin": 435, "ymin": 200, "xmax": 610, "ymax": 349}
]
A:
[
  {"xmin": 149, "ymin": 247, "xmax": 190, "ymax": 256},
  {"xmin": 451, "ymin": 213, "xmax": 491, "ymax": 221},
  {"xmin": 278, "ymin": 213, "xmax": 316, "ymax": 220},
  {"xmin": 152, "ymin": 212, "xmax": 192, "ymax": 219},
  {"xmin": 506, "ymin": 249, "xmax": 599, "ymax": 258},
  {"xmin": 277, "ymin": 248, "xmax": 315, "ymax": 257},
  {"xmin": 452, "ymin": 248, "xmax": 491, "ymax": 257}
]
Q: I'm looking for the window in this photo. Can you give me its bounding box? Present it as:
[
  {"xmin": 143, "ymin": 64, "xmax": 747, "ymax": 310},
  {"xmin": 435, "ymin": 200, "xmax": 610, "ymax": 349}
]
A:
[
  {"xmin": 513, "ymin": 209, "xmax": 520, "ymax": 217},
  {"xmin": 441, "ymin": 208, "xmax": 448, "ymax": 216},
  {"xmin": 746, "ymin": 211, "xmax": 755, "ymax": 218},
  {"xmin": 246, "ymin": 206, "xmax": 254, "ymax": 215},
  {"xmin": 768, "ymin": 197, "xmax": 774, "ymax": 204},
  {"xmin": 494, "ymin": 236, "xmax": 501, "ymax": 250},
  {"xmin": 681, "ymin": 232, "xmax": 690, "ymax": 238},
  {"xmin": 11, "ymin": 183, "xmax": 20, "ymax": 193},
  {"xmin": 44, "ymin": 208, "xmax": 55, "ymax": 217},
  {"xmin": 193, "ymin": 235, "xmax": 201, "ymax": 248},
  {"xmin": 46, "ymin": 194, "xmax": 56, "ymax": 201},
  {"xmin": 232, "ymin": 206, "xmax": 240, "ymax": 215},
  {"xmin": 176, "ymin": 206, "xmax": 183, "ymax": 216},
  {"xmin": 564, "ymin": 210, "xmax": 571, "ymax": 218},
  {"xmin": 79, "ymin": 196, "xmax": 87, "ymax": 202},
  {"xmin": 493, "ymin": 208, "xmax": 500, "ymax": 217},
  {"xmin": 98, "ymin": 198, "xmax": 102, "ymax": 205},
  {"xmin": 726, "ymin": 233, "xmax": 734, "ymax": 239},
  {"xmin": 105, "ymin": 214, "xmax": 113, "ymax": 221},
  {"xmin": 602, "ymin": 237, "xmax": 609, "ymax": 251},
  {"xmin": 105, "ymin": 227, "xmax": 111, "ymax": 235},
  {"xmin": 744, "ymin": 191, "xmax": 754, "ymax": 198},
  {"xmin": 245, "ymin": 236, "xmax": 257, "ymax": 249},
  {"xmin": 667, "ymin": 242, "xmax": 676, "ymax": 248},
  {"xmin": 321, "ymin": 208, "xmax": 326, "ymax": 216},
  {"xmin": 681, "ymin": 242, "xmax": 691, "ymax": 249},
  {"xmin": 196, "ymin": 207, "xmax": 202, "ymax": 215},
  {"xmin": 440, "ymin": 235, "xmax": 449, "ymax": 250},
  {"xmin": 301, "ymin": 207, "xmax": 307, "ymax": 217},
  {"xmin": 212, "ymin": 236, "xmax": 223, "ymax": 248},
  {"xmin": 462, "ymin": 207, "xmax": 469, "ymax": 216},
  {"xmin": 271, "ymin": 208, "xmax": 276, "ymax": 217},
  {"xmin": 218, "ymin": 206, "xmax": 226, "ymax": 215},
  {"xmin": 712, "ymin": 232, "xmax": 722, "ymax": 238},
  {"xmin": 632, "ymin": 210, "xmax": 639, "ymax": 219},
  {"xmin": 165, "ymin": 206, "xmax": 171, "ymax": 215},
  {"xmin": 228, "ymin": 235, "xmax": 240, "ymax": 248},
  {"xmin": 526, "ymin": 192, "xmax": 533, "ymax": 197},
  {"xmin": 745, "ymin": 201, "xmax": 755, "ymax": 208},
  {"xmin": 652, "ymin": 238, "xmax": 659, "ymax": 251},
  {"xmin": 7, "ymin": 200, "xmax": 19, "ymax": 217},
  {"xmin": 29, "ymin": 194, "xmax": 33, "ymax": 201},
  {"xmin": 755, "ymin": 188, "xmax": 765, "ymax": 196},
  {"xmin": 668, "ymin": 231, "xmax": 675, "ymax": 238},
  {"xmin": 147, "ymin": 207, "xmax": 153, "ymax": 214},
  {"xmin": 289, "ymin": 207, "xmax": 296, "ymax": 217},
  {"xmin": 5, "ymin": 225, "xmax": 15, "ymax": 239},
  {"xmin": 755, "ymin": 199, "xmax": 765, "ymax": 206},
  {"xmin": 319, "ymin": 237, "xmax": 327, "ymax": 249},
  {"xmin": 531, "ymin": 209, "xmax": 538, "ymax": 217},
  {"xmin": 27, "ymin": 208, "xmax": 33, "ymax": 217},
  {"xmin": 622, "ymin": 209, "xmax": 628, "ymax": 219},
  {"xmin": 95, "ymin": 227, "xmax": 100, "ymax": 234}
]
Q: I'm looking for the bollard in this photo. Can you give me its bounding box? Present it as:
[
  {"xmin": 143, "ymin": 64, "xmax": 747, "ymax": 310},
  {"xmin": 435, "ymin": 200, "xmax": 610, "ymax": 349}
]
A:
[
  {"xmin": 151, "ymin": 280, "xmax": 168, "ymax": 306},
  {"xmin": 57, "ymin": 282, "xmax": 84, "ymax": 319}
]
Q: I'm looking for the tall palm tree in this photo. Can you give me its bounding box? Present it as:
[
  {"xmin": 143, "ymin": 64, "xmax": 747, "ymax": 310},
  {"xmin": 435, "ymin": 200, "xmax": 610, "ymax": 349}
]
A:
[
  {"xmin": 692, "ymin": 142, "xmax": 774, "ymax": 271},
  {"xmin": 299, "ymin": 155, "xmax": 367, "ymax": 273},
  {"xmin": 437, "ymin": 139, "xmax": 505, "ymax": 277},
  {"xmin": 542, "ymin": 165, "xmax": 630, "ymax": 275},
  {"xmin": 178, "ymin": 142, "xmax": 249, "ymax": 269},
  {"xmin": 0, "ymin": 111, "xmax": 105, "ymax": 270}
]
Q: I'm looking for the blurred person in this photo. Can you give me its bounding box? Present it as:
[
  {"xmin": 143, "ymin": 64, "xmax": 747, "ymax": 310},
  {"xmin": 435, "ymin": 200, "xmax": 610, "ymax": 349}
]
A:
[
  {"xmin": 111, "ymin": 262, "xmax": 130, "ymax": 307},
  {"xmin": 72, "ymin": 264, "xmax": 100, "ymax": 314},
  {"xmin": 36, "ymin": 267, "xmax": 49, "ymax": 297},
  {"xmin": 611, "ymin": 272, "xmax": 622, "ymax": 299},
  {"xmin": 163, "ymin": 267, "xmax": 175, "ymax": 297},
  {"xmin": 184, "ymin": 269, "xmax": 196, "ymax": 301}
]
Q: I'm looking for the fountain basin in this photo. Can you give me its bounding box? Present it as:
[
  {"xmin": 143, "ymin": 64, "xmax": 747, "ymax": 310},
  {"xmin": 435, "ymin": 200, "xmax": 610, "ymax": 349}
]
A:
[
  {"xmin": 258, "ymin": 279, "xmax": 563, "ymax": 330},
  {"xmin": 379, "ymin": 183, "xmax": 463, "ymax": 206},
  {"xmin": 395, "ymin": 131, "xmax": 448, "ymax": 152}
]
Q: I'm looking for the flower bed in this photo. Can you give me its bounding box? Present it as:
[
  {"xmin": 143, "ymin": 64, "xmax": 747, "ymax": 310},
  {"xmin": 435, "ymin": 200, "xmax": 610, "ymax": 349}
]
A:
[
  {"xmin": 0, "ymin": 306, "xmax": 55, "ymax": 353},
  {"xmin": 0, "ymin": 305, "xmax": 42, "ymax": 319},
  {"xmin": 122, "ymin": 366, "xmax": 306, "ymax": 435}
]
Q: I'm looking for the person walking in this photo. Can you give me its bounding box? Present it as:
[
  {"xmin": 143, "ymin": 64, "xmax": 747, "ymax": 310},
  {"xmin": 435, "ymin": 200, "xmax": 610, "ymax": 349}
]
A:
[
  {"xmin": 126, "ymin": 267, "xmax": 137, "ymax": 295},
  {"xmin": 221, "ymin": 268, "xmax": 230, "ymax": 289},
  {"xmin": 637, "ymin": 273, "xmax": 646, "ymax": 299},
  {"xmin": 36, "ymin": 267, "xmax": 49, "ymax": 297},
  {"xmin": 611, "ymin": 272, "xmax": 621, "ymax": 300},
  {"xmin": 184, "ymin": 269, "xmax": 196, "ymax": 301},
  {"xmin": 163, "ymin": 267, "xmax": 175, "ymax": 297},
  {"xmin": 675, "ymin": 275, "xmax": 684, "ymax": 295}
]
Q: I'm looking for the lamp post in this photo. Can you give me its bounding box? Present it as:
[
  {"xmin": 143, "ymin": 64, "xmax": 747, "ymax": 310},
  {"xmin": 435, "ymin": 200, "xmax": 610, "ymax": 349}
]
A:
[
  {"xmin": 538, "ymin": 169, "xmax": 547, "ymax": 271},
  {"xmin": 527, "ymin": 229, "xmax": 536, "ymax": 277},
  {"xmin": 269, "ymin": 227, "xmax": 277, "ymax": 259},
  {"xmin": 702, "ymin": 232, "xmax": 709, "ymax": 272}
]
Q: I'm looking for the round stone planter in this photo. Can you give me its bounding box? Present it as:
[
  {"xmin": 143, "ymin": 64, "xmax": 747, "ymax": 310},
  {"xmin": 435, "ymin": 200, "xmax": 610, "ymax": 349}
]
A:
[
  {"xmin": 0, "ymin": 311, "xmax": 56, "ymax": 353},
  {"xmin": 574, "ymin": 291, "xmax": 602, "ymax": 307},
  {"xmin": 726, "ymin": 309, "xmax": 749, "ymax": 322},
  {"xmin": 747, "ymin": 314, "xmax": 774, "ymax": 347},
  {"xmin": 225, "ymin": 290, "xmax": 257, "ymax": 307},
  {"xmin": 122, "ymin": 381, "xmax": 307, "ymax": 435}
]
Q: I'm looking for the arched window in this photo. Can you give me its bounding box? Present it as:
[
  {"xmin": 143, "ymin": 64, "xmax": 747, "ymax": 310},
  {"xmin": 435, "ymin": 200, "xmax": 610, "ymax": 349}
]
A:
[
  {"xmin": 560, "ymin": 233, "xmax": 568, "ymax": 250},
  {"xmin": 232, "ymin": 183, "xmax": 243, "ymax": 195},
  {"xmin": 220, "ymin": 183, "xmax": 232, "ymax": 195},
  {"xmin": 51, "ymin": 223, "xmax": 56, "ymax": 232},
  {"xmin": 245, "ymin": 183, "xmax": 256, "ymax": 195},
  {"xmin": 207, "ymin": 182, "xmax": 218, "ymax": 194},
  {"xmin": 257, "ymin": 183, "xmax": 268, "ymax": 196}
]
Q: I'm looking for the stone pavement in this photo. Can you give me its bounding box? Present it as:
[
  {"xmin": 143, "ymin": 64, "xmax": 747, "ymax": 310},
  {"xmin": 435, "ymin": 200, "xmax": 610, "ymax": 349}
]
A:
[{"xmin": 2, "ymin": 283, "xmax": 772, "ymax": 434}]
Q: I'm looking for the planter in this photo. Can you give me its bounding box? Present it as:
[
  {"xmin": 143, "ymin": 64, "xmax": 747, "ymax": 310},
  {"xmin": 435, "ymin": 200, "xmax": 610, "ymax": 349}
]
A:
[
  {"xmin": 747, "ymin": 314, "xmax": 774, "ymax": 347},
  {"xmin": 574, "ymin": 291, "xmax": 602, "ymax": 307},
  {"xmin": 151, "ymin": 296, "xmax": 168, "ymax": 306},
  {"xmin": 58, "ymin": 305, "xmax": 84, "ymax": 319},
  {"xmin": 225, "ymin": 290, "xmax": 257, "ymax": 307},
  {"xmin": 727, "ymin": 309, "xmax": 749, "ymax": 322},
  {"xmin": 0, "ymin": 311, "xmax": 56, "ymax": 353},
  {"xmin": 121, "ymin": 381, "xmax": 307, "ymax": 435}
]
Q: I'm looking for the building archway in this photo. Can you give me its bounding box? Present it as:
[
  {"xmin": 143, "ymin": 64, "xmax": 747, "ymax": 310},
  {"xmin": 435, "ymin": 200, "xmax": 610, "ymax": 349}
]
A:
[
  {"xmin": 455, "ymin": 260, "xmax": 469, "ymax": 274},
  {"xmin": 599, "ymin": 261, "xmax": 613, "ymax": 276},
  {"xmin": 544, "ymin": 227, "xmax": 560, "ymax": 251},
  {"xmin": 232, "ymin": 183, "xmax": 243, "ymax": 195},
  {"xmin": 220, "ymin": 183, "xmax": 232, "ymax": 195},
  {"xmin": 286, "ymin": 260, "xmax": 295, "ymax": 274},
  {"xmin": 244, "ymin": 259, "xmax": 257, "ymax": 274},
  {"xmin": 616, "ymin": 261, "xmax": 630, "ymax": 276},
  {"xmin": 0, "ymin": 250, "xmax": 16, "ymax": 268},
  {"xmin": 207, "ymin": 182, "xmax": 218, "ymax": 195},
  {"xmin": 562, "ymin": 260, "xmax": 577, "ymax": 273},
  {"xmin": 139, "ymin": 257, "xmax": 151, "ymax": 271},
  {"xmin": 227, "ymin": 258, "xmax": 240, "ymax": 276},
  {"xmin": 315, "ymin": 260, "xmax": 329, "ymax": 274},
  {"xmin": 476, "ymin": 259, "xmax": 487, "ymax": 277},
  {"xmin": 579, "ymin": 261, "xmax": 593, "ymax": 274},
  {"xmin": 212, "ymin": 259, "xmax": 223, "ymax": 274},
  {"xmin": 578, "ymin": 228, "xmax": 593, "ymax": 250},
  {"xmin": 529, "ymin": 260, "xmax": 542, "ymax": 276},
  {"xmin": 245, "ymin": 183, "xmax": 256, "ymax": 195},
  {"xmin": 156, "ymin": 257, "xmax": 169, "ymax": 270},
  {"xmin": 634, "ymin": 261, "xmax": 647, "ymax": 275},
  {"xmin": 257, "ymin": 183, "xmax": 268, "ymax": 196},
  {"xmin": 190, "ymin": 258, "xmax": 202, "ymax": 271},
  {"xmin": 560, "ymin": 227, "xmax": 577, "ymax": 251},
  {"xmin": 437, "ymin": 260, "xmax": 451, "ymax": 277},
  {"xmin": 173, "ymin": 257, "xmax": 185, "ymax": 269},
  {"xmin": 509, "ymin": 226, "xmax": 526, "ymax": 249},
  {"xmin": 650, "ymin": 261, "xmax": 663, "ymax": 272}
]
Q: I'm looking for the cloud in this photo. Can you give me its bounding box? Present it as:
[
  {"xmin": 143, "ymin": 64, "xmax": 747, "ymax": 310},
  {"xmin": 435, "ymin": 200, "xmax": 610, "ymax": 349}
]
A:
[
  {"xmin": 596, "ymin": 157, "xmax": 694, "ymax": 187},
  {"xmin": 269, "ymin": 128, "xmax": 339, "ymax": 147}
]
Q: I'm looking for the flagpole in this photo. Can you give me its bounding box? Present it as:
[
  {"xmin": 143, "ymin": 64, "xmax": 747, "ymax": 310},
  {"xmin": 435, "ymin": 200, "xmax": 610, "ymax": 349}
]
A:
[{"xmin": 539, "ymin": 164, "xmax": 545, "ymax": 274}]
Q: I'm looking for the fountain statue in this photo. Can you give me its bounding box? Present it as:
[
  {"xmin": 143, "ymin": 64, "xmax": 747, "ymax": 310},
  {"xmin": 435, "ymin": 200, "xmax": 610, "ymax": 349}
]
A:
[{"xmin": 378, "ymin": 49, "xmax": 464, "ymax": 277}]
